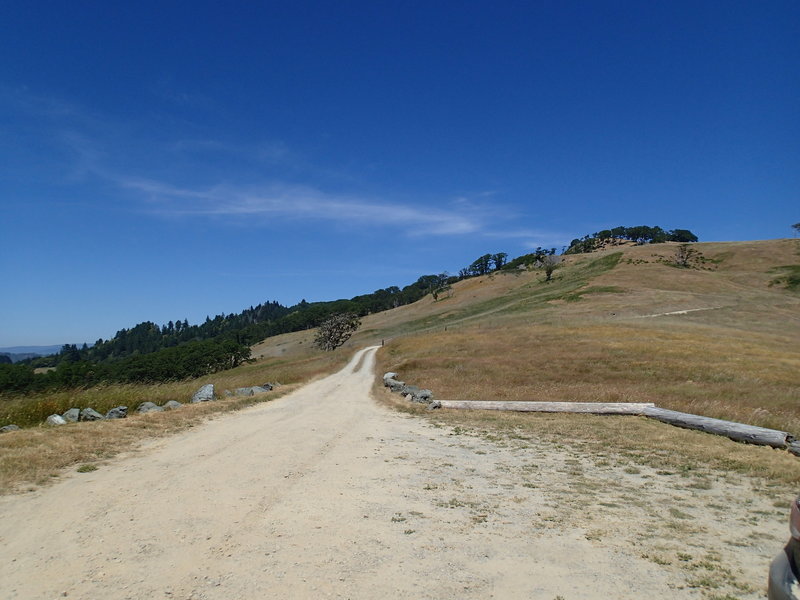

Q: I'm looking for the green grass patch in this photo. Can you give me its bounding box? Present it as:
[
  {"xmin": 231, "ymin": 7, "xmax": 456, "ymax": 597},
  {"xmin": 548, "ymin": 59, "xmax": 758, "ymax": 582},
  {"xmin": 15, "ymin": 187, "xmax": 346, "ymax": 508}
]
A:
[
  {"xmin": 564, "ymin": 285, "xmax": 626, "ymax": 302},
  {"xmin": 370, "ymin": 252, "xmax": 625, "ymax": 339},
  {"xmin": 769, "ymin": 265, "xmax": 800, "ymax": 291}
]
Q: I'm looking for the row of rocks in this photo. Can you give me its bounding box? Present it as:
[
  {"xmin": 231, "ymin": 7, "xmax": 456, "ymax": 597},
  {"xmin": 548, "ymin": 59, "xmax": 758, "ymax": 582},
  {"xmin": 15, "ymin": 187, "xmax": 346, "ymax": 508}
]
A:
[
  {"xmin": 44, "ymin": 399, "xmax": 186, "ymax": 427},
  {"xmin": 383, "ymin": 372, "xmax": 440, "ymax": 409},
  {"xmin": 191, "ymin": 384, "xmax": 215, "ymax": 403},
  {"xmin": 0, "ymin": 381, "xmax": 278, "ymax": 433}
]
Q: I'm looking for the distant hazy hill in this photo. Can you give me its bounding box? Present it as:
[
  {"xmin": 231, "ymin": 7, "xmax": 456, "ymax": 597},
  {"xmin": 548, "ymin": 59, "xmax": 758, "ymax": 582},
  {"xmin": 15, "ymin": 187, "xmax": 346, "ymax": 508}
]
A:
[{"xmin": 0, "ymin": 345, "xmax": 68, "ymax": 363}]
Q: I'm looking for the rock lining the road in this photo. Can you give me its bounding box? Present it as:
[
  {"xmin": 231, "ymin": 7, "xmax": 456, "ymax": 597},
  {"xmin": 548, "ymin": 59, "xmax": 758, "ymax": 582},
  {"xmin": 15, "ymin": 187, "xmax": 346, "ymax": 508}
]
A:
[
  {"xmin": 0, "ymin": 381, "xmax": 275, "ymax": 434},
  {"xmin": 384, "ymin": 372, "xmax": 436, "ymax": 408},
  {"xmin": 191, "ymin": 384, "xmax": 215, "ymax": 403}
]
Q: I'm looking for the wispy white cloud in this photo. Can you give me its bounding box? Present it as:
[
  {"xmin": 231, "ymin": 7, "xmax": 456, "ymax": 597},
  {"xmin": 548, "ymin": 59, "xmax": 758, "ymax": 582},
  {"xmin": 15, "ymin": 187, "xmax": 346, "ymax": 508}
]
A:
[
  {"xmin": 2, "ymin": 87, "xmax": 567, "ymax": 244},
  {"xmin": 481, "ymin": 228, "xmax": 570, "ymax": 249},
  {"xmin": 57, "ymin": 130, "xmax": 108, "ymax": 182},
  {"xmin": 121, "ymin": 178, "xmax": 481, "ymax": 235},
  {"xmin": 169, "ymin": 138, "xmax": 292, "ymax": 164},
  {"xmin": 0, "ymin": 85, "xmax": 77, "ymax": 118},
  {"xmin": 120, "ymin": 176, "xmax": 573, "ymax": 243},
  {"xmin": 482, "ymin": 228, "xmax": 548, "ymax": 239}
]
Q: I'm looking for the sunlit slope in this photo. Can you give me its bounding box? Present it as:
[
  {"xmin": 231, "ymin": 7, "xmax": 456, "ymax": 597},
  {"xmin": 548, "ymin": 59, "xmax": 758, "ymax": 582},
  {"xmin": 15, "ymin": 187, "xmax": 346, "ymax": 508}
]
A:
[
  {"xmin": 333, "ymin": 238, "xmax": 800, "ymax": 434},
  {"xmin": 353, "ymin": 238, "xmax": 799, "ymax": 337},
  {"xmin": 581, "ymin": 239, "xmax": 800, "ymax": 336},
  {"xmin": 255, "ymin": 238, "xmax": 800, "ymax": 356}
]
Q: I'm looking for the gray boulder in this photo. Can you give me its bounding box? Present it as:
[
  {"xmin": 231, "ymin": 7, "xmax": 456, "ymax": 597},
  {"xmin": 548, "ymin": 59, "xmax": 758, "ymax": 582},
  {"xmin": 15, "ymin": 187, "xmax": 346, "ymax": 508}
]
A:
[
  {"xmin": 62, "ymin": 408, "xmax": 80, "ymax": 423},
  {"xmin": 79, "ymin": 408, "xmax": 105, "ymax": 421},
  {"xmin": 0, "ymin": 424, "xmax": 20, "ymax": 433},
  {"xmin": 106, "ymin": 406, "xmax": 128, "ymax": 419},
  {"xmin": 191, "ymin": 384, "xmax": 215, "ymax": 403},
  {"xmin": 427, "ymin": 400, "xmax": 442, "ymax": 410},
  {"xmin": 401, "ymin": 384, "xmax": 421, "ymax": 397},
  {"xmin": 386, "ymin": 378, "xmax": 405, "ymax": 392},
  {"xmin": 162, "ymin": 400, "xmax": 182, "ymax": 411},
  {"xmin": 414, "ymin": 389, "xmax": 433, "ymax": 403},
  {"xmin": 136, "ymin": 402, "xmax": 163, "ymax": 414},
  {"xmin": 234, "ymin": 386, "xmax": 271, "ymax": 397},
  {"xmin": 387, "ymin": 376, "xmax": 434, "ymax": 402},
  {"xmin": 46, "ymin": 414, "xmax": 67, "ymax": 426}
]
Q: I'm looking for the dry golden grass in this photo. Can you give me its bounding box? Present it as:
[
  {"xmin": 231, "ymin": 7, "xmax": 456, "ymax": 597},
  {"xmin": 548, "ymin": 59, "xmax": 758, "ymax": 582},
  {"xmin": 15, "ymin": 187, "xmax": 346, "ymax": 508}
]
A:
[
  {"xmin": 378, "ymin": 321, "xmax": 800, "ymax": 432},
  {"xmin": 372, "ymin": 238, "xmax": 800, "ymax": 485},
  {"xmin": 373, "ymin": 355, "xmax": 800, "ymax": 486},
  {"xmin": 0, "ymin": 340, "xmax": 351, "ymax": 494}
]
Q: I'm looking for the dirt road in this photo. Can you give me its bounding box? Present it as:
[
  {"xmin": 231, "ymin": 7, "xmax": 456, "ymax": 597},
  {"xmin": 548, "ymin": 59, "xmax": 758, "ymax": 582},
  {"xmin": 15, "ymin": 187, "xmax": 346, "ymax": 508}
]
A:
[{"xmin": 0, "ymin": 346, "xmax": 784, "ymax": 599}]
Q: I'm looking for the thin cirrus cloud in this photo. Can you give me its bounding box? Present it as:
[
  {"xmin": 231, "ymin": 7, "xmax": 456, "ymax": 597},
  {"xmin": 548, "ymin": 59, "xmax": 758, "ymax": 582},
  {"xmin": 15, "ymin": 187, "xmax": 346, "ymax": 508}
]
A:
[
  {"xmin": 2, "ymin": 88, "xmax": 564, "ymax": 244},
  {"xmin": 121, "ymin": 177, "xmax": 482, "ymax": 236},
  {"xmin": 169, "ymin": 138, "xmax": 292, "ymax": 165}
]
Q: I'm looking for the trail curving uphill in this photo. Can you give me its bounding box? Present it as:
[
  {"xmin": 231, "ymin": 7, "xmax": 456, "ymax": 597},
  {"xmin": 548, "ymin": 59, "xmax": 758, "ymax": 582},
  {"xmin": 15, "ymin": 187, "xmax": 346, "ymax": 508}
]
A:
[{"xmin": 0, "ymin": 347, "xmax": 781, "ymax": 599}]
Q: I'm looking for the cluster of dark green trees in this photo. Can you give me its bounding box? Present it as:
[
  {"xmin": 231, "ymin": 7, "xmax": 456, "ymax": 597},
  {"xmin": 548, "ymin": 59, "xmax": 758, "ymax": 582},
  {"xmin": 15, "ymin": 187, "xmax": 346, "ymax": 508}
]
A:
[
  {"xmin": 565, "ymin": 226, "xmax": 698, "ymax": 254},
  {"xmin": 0, "ymin": 339, "xmax": 252, "ymax": 393},
  {"xmin": 24, "ymin": 282, "xmax": 448, "ymax": 372},
  {"xmin": 52, "ymin": 301, "xmax": 290, "ymax": 365},
  {"xmin": 499, "ymin": 247, "xmax": 557, "ymax": 270},
  {"xmin": 458, "ymin": 253, "xmax": 508, "ymax": 277},
  {"xmin": 419, "ymin": 248, "xmax": 561, "ymax": 300},
  {"xmin": 453, "ymin": 248, "xmax": 559, "ymax": 278}
]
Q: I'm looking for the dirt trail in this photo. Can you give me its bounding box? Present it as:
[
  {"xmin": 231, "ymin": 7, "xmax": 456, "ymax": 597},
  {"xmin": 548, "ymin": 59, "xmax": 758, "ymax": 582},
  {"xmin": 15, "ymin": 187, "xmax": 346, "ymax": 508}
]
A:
[{"xmin": 0, "ymin": 346, "xmax": 784, "ymax": 599}]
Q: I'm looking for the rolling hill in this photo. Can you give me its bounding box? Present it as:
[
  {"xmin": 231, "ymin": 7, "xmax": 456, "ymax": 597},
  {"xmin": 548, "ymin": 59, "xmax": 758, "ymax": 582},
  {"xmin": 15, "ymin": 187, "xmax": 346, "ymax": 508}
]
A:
[{"xmin": 254, "ymin": 238, "xmax": 800, "ymax": 434}]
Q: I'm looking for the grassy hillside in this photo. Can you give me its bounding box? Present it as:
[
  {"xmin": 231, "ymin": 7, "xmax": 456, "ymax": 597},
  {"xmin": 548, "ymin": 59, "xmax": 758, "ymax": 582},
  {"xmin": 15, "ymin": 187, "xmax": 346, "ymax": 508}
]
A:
[
  {"xmin": 3, "ymin": 238, "xmax": 799, "ymax": 491},
  {"xmin": 367, "ymin": 238, "xmax": 800, "ymax": 483},
  {"xmin": 211, "ymin": 238, "xmax": 800, "ymax": 436},
  {"xmin": 369, "ymin": 240, "xmax": 798, "ymax": 413},
  {"xmin": 249, "ymin": 237, "xmax": 800, "ymax": 435}
]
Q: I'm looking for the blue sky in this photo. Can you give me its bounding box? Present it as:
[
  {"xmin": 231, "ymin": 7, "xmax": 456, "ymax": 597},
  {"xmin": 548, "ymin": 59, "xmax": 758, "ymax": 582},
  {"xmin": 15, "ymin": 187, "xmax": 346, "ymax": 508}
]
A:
[{"xmin": 1, "ymin": 1, "xmax": 798, "ymax": 347}]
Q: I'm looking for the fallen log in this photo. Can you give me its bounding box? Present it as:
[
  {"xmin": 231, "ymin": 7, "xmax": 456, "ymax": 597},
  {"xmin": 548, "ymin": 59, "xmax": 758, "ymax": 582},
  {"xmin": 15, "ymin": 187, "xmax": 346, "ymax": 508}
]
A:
[
  {"xmin": 437, "ymin": 401, "xmax": 655, "ymax": 415},
  {"xmin": 643, "ymin": 407, "xmax": 793, "ymax": 449},
  {"xmin": 788, "ymin": 441, "xmax": 800, "ymax": 457}
]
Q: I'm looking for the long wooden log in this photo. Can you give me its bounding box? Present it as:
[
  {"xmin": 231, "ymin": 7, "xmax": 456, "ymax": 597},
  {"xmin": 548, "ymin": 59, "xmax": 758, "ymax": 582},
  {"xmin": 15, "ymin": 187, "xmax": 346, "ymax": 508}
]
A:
[
  {"xmin": 437, "ymin": 401, "xmax": 655, "ymax": 415},
  {"xmin": 643, "ymin": 407, "xmax": 793, "ymax": 449}
]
